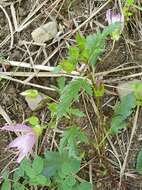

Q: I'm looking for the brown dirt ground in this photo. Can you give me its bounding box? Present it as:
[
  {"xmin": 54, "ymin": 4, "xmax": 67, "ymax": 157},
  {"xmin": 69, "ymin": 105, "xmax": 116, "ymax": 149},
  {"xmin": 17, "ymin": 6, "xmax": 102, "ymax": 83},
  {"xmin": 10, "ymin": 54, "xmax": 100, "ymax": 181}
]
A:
[{"xmin": 1, "ymin": 0, "xmax": 142, "ymax": 190}]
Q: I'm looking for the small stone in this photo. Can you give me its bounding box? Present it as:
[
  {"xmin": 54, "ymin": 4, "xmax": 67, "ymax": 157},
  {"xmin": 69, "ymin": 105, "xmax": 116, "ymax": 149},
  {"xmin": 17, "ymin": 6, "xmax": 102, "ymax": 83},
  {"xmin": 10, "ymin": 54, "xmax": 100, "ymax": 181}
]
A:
[
  {"xmin": 117, "ymin": 80, "xmax": 142, "ymax": 99},
  {"xmin": 31, "ymin": 21, "xmax": 57, "ymax": 43},
  {"xmin": 25, "ymin": 93, "xmax": 47, "ymax": 111}
]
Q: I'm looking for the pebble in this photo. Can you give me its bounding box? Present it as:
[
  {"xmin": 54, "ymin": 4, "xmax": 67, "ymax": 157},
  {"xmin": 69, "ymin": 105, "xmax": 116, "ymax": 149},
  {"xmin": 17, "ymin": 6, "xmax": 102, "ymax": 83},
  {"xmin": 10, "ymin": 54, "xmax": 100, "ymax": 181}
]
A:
[
  {"xmin": 31, "ymin": 21, "xmax": 57, "ymax": 43},
  {"xmin": 25, "ymin": 93, "xmax": 47, "ymax": 111}
]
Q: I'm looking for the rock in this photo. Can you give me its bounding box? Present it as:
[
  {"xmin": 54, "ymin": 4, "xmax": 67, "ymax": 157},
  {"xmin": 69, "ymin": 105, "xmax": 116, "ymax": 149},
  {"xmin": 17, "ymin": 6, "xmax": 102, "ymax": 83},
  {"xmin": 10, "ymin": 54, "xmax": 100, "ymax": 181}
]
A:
[
  {"xmin": 24, "ymin": 93, "xmax": 47, "ymax": 111},
  {"xmin": 31, "ymin": 21, "xmax": 57, "ymax": 43},
  {"xmin": 117, "ymin": 80, "xmax": 142, "ymax": 99}
]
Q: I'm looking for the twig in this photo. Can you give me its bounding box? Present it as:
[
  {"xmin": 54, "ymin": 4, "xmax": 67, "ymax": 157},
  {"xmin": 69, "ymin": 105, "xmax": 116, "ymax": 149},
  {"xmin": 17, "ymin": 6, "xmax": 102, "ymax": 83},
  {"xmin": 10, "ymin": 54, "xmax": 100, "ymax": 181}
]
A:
[
  {"xmin": 0, "ymin": 71, "xmax": 82, "ymax": 78},
  {"xmin": 0, "ymin": 105, "xmax": 12, "ymax": 125},
  {"xmin": 0, "ymin": 74, "xmax": 55, "ymax": 91},
  {"xmin": 0, "ymin": 5, "xmax": 14, "ymax": 49},
  {"xmin": 71, "ymin": 0, "xmax": 111, "ymax": 35},
  {"xmin": 0, "ymin": 60, "xmax": 79, "ymax": 75},
  {"xmin": 119, "ymin": 106, "xmax": 139, "ymax": 189}
]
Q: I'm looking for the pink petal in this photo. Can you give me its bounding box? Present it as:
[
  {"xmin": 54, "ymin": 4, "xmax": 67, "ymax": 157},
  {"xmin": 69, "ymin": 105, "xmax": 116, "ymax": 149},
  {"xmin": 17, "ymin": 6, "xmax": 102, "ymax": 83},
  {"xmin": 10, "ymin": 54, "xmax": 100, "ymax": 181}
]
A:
[
  {"xmin": 8, "ymin": 133, "xmax": 36, "ymax": 163},
  {"xmin": 106, "ymin": 9, "xmax": 124, "ymax": 25},
  {"xmin": 106, "ymin": 9, "xmax": 112, "ymax": 25},
  {"xmin": 1, "ymin": 124, "xmax": 33, "ymax": 133},
  {"xmin": 16, "ymin": 151, "xmax": 27, "ymax": 163}
]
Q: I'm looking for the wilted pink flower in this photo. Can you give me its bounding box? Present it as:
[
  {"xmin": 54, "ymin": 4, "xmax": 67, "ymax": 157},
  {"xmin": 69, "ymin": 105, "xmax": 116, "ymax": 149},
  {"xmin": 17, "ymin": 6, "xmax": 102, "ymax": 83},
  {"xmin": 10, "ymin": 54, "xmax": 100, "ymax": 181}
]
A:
[
  {"xmin": 106, "ymin": 9, "xmax": 124, "ymax": 25},
  {"xmin": 1, "ymin": 124, "xmax": 39, "ymax": 163}
]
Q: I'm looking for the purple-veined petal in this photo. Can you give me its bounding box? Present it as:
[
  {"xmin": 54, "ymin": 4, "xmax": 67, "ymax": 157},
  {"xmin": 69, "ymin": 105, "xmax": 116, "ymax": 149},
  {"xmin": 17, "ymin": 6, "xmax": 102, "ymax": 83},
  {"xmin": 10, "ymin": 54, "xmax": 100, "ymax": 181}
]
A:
[
  {"xmin": 16, "ymin": 151, "xmax": 27, "ymax": 163},
  {"xmin": 1, "ymin": 124, "xmax": 33, "ymax": 133},
  {"xmin": 106, "ymin": 9, "xmax": 112, "ymax": 25},
  {"xmin": 8, "ymin": 133, "xmax": 36, "ymax": 163},
  {"xmin": 106, "ymin": 9, "xmax": 124, "ymax": 25}
]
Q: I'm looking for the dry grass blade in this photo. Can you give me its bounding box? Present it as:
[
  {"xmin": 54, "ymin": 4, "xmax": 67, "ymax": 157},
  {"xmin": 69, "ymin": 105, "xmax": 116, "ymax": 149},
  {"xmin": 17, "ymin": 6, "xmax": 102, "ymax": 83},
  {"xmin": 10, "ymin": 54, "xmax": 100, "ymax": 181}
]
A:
[
  {"xmin": 119, "ymin": 106, "xmax": 139, "ymax": 189},
  {"xmin": 0, "ymin": 5, "xmax": 14, "ymax": 49},
  {"xmin": 0, "ymin": 74, "xmax": 55, "ymax": 91},
  {"xmin": 0, "ymin": 105, "xmax": 12, "ymax": 125}
]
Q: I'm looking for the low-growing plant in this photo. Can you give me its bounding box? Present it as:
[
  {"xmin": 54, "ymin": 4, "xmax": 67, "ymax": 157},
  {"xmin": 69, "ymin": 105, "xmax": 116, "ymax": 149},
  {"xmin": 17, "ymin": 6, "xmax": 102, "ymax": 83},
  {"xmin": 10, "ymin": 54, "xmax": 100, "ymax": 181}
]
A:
[
  {"xmin": 2, "ymin": 127, "xmax": 92, "ymax": 190},
  {"xmin": 1, "ymin": 19, "xmax": 125, "ymax": 190}
]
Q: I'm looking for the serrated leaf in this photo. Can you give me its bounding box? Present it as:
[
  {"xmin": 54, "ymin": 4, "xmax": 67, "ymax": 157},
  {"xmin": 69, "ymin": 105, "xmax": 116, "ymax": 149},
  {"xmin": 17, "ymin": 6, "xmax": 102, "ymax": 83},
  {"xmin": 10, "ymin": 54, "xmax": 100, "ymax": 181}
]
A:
[
  {"xmin": 86, "ymin": 23, "xmax": 121, "ymax": 65},
  {"xmin": 136, "ymin": 149, "xmax": 142, "ymax": 174},
  {"xmin": 43, "ymin": 152, "xmax": 61, "ymax": 177},
  {"xmin": 59, "ymin": 127, "xmax": 88, "ymax": 158},
  {"xmin": 77, "ymin": 182, "xmax": 92, "ymax": 190},
  {"xmin": 62, "ymin": 176, "xmax": 76, "ymax": 190},
  {"xmin": 114, "ymin": 93, "xmax": 136, "ymax": 120},
  {"xmin": 57, "ymin": 77, "xmax": 65, "ymax": 93},
  {"xmin": 111, "ymin": 93, "xmax": 136, "ymax": 134},
  {"xmin": 69, "ymin": 108, "xmax": 85, "ymax": 117},
  {"xmin": 126, "ymin": 0, "xmax": 134, "ymax": 5},
  {"xmin": 57, "ymin": 79, "xmax": 92, "ymax": 118},
  {"xmin": 29, "ymin": 175, "xmax": 50, "ymax": 186},
  {"xmin": 13, "ymin": 183, "xmax": 25, "ymax": 190},
  {"xmin": 13, "ymin": 167, "xmax": 24, "ymax": 181},
  {"xmin": 2, "ymin": 170, "xmax": 9, "ymax": 180},
  {"xmin": 32, "ymin": 156, "xmax": 44, "ymax": 174},
  {"xmin": 76, "ymin": 33, "xmax": 86, "ymax": 49},
  {"xmin": 60, "ymin": 60, "xmax": 75, "ymax": 73},
  {"xmin": 1, "ymin": 179, "xmax": 11, "ymax": 190},
  {"xmin": 69, "ymin": 46, "xmax": 79, "ymax": 63},
  {"xmin": 111, "ymin": 116, "xmax": 126, "ymax": 134},
  {"xmin": 131, "ymin": 82, "xmax": 142, "ymax": 105},
  {"xmin": 20, "ymin": 159, "xmax": 35, "ymax": 179},
  {"xmin": 43, "ymin": 151, "xmax": 80, "ymax": 178},
  {"xmin": 60, "ymin": 155, "xmax": 80, "ymax": 176}
]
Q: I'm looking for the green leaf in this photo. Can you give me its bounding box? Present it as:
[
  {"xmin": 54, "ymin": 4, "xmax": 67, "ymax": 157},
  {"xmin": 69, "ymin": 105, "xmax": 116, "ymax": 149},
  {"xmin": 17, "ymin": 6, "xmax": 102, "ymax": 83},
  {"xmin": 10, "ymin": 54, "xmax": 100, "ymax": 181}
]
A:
[
  {"xmin": 13, "ymin": 167, "xmax": 24, "ymax": 181},
  {"xmin": 57, "ymin": 77, "xmax": 65, "ymax": 93},
  {"xmin": 77, "ymin": 182, "xmax": 92, "ymax": 190},
  {"xmin": 126, "ymin": 0, "xmax": 134, "ymax": 5},
  {"xmin": 48, "ymin": 102, "xmax": 57, "ymax": 118},
  {"xmin": 111, "ymin": 93, "xmax": 136, "ymax": 134},
  {"xmin": 52, "ymin": 66, "xmax": 61, "ymax": 74},
  {"xmin": 114, "ymin": 93, "xmax": 136, "ymax": 120},
  {"xmin": 69, "ymin": 108, "xmax": 85, "ymax": 117},
  {"xmin": 20, "ymin": 159, "xmax": 35, "ymax": 179},
  {"xmin": 29, "ymin": 175, "xmax": 50, "ymax": 186},
  {"xmin": 136, "ymin": 149, "xmax": 142, "ymax": 174},
  {"xmin": 93, "ymin": 82, "xmax": 105, "ymax": 97},
  {"xmin": 32, "ymin": 156, "xmax": 44, "ymax": 174},
  {"xmin": 62, "ymin": 176, "xmax": 76, "ymax": 190},
  {"xmin": 57, "ymin": 79, "xmax": 92, "ymax": 118},
  {"xmin": 60, "ymin": 60, "xmax": 75, "ymax": 73},
  {"xmin": 2, "ymin": 170, "xmax": 9, "ymax": 180},
  {"xmin": 68, "ymin": 46, "xmax": 79, "ymax": 64},
  {"xmin": 43, "ymin": 151, "xmax": 61, "ymax": 177},
  {"xmin": 61, "ymin": 156, "xmax": 80, "ymax": 176},
  {"xmin": 20, "ymin": 89, "xmax": 39, "ymax": 98},
  {"xmin": 59, "ymin": 127, "xmax": 88, "ymax": 158},
  {"xmin": 13, "ymin": 183, "xmax": 25, "ymax": 190},
  {"xmin": 28, "ymin": 116, "xmax": 39, "ymax": 126},
  {"xmin": 1, "ymin": 179, "xmax": 11, "ymax": 190},
  {"xmin": 111, "ymin": 116, "xmax": 127, "ymax": 134},
  {"xmin": 86, "ymin": 23, "xmax": 121, "ymax": 65},
  {"xmin": 43, "ymin": 151, "xmax": 81, "ymax": 178},
  {"xmin": 76, "ymin": 33, "xmax": 86, "ymax": 49},
  {"xmin": 131, "ymin": 82, "xmax": 142, "ymax": 105}
]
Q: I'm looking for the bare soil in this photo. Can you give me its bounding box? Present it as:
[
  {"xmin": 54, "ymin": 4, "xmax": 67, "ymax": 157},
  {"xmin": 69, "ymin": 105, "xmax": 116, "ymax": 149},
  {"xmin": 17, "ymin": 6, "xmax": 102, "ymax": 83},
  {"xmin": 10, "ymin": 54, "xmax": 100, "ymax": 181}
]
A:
[{"xmin": 1, "ymin": 0, "xmax": 142, "ymax": 190}]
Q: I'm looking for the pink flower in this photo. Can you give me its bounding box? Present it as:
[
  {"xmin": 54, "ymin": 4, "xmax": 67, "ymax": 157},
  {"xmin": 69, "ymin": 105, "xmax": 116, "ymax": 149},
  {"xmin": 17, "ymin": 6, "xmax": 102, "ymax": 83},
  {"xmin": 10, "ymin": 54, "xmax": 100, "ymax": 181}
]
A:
[
  {"xmin": 1, "ymin": 124, "xmax": 37, "ymax": 163},
  {"xmin": 106, "ymin": 9, "xmax": 124, "ymax": 25}
]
